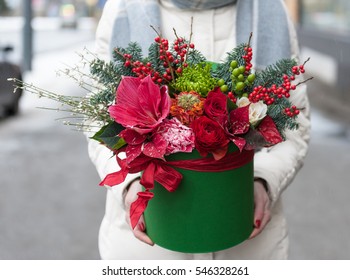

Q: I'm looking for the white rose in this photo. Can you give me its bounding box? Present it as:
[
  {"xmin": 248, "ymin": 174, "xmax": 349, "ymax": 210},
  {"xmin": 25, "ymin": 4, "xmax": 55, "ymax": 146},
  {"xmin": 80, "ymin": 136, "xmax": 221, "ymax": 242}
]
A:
[
  {"xmin": 236, "ymin": 96, "xmax": 250, "ymax": 108},
  {"xmin": 249, "ymin": 101, "xmax": 267, "ymax": 126},
  {"xmin": 236, "ymin": 97, "xmax": 267, "ymax": 126}
]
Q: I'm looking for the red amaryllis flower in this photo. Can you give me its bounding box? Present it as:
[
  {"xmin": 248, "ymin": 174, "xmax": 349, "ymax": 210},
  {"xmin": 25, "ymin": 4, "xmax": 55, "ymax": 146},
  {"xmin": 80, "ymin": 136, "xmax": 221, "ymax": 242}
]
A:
[
  {"xmin": 108, "ymin": 76, "xmax": 171, "ymax": 135},
  {"xmin": 191, "ymin": 116, "xmax": 229, "ymax": 160},
  {"xmin": 203, "ymin": 88, "xmax": 228, "ymax": 125}
]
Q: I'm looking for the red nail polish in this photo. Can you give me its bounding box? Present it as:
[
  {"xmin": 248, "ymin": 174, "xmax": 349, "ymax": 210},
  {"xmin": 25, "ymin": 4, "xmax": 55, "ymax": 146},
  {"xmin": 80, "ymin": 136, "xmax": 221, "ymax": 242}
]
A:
[{"xmin": 255, "ymin": 219, "xmax": 261, "ymax": 229}]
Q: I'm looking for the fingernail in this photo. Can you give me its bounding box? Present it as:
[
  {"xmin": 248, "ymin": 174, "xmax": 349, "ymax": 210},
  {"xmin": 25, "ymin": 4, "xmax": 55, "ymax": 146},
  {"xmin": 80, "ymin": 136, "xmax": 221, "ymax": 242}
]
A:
[{"xmin": 255, "ymin": 219, "xmax": 261, "ymax": 229}]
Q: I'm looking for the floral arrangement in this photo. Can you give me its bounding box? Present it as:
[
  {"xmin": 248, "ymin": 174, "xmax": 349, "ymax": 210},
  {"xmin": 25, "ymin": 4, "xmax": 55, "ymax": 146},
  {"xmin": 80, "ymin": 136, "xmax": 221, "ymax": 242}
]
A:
[
  {"xmin": 10, "ymin": 31, "xmax": 311, "ymax": 228},
  {"xmin": 87, "ymin": 32, "xmax": 310, "ymax": 158}
]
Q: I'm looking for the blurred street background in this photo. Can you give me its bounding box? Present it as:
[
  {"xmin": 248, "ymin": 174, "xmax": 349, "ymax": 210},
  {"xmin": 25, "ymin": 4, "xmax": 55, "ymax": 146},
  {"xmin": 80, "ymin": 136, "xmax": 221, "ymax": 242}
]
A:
[{"xmin": 0, "ymin": 0, "xmax": 350, "ymax": 260}]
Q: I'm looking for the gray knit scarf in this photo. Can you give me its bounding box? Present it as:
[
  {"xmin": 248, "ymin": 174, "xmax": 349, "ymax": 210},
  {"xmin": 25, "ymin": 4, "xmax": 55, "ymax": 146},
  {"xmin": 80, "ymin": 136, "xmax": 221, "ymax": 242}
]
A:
[{"xmin": 109, "ymin": 0, "xmax": 291, "ymax": 69}]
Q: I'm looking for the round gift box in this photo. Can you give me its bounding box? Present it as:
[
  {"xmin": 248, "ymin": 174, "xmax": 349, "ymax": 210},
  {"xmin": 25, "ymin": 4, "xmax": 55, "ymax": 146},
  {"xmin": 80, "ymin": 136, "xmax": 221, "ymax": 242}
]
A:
[{"xmin": 143, "ymin": 145, "xmax": 254, "ymax": 253}]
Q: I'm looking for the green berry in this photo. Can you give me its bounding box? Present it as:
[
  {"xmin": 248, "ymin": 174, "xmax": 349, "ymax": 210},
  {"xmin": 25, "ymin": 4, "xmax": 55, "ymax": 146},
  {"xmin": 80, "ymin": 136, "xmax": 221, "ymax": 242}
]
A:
[
  {"xmin": 232, "ymin": 68, "xmax": 241, "ymax": 77},
  {"xmin": 220, "ymin": 84, "xmax": 228, "ymax": 92},
  {"xmin": 235, "ymin": 82, "xmax": 245, "ymax": 91},
  {"xmin": 247, "ymin": 73, "xmax": 256, "ymax": 83},
  {"xmin": 230, "ymin": 60, "xmax": 238, "ymax": 69},
  {"xmin": 238, "ymin": 66, "xmax": 245, "ymax": 74},
  {"xmin": 238, "ymin": 74, "xmax": 245, "ymax": 82},
  {"xmin": 217, "ymin": 79, "xmax": 225, "ymax": 86}
]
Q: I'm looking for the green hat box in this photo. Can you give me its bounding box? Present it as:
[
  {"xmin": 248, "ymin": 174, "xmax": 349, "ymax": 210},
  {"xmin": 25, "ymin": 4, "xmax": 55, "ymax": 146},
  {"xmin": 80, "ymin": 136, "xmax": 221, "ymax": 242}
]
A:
[{"xmin": 143, "ymin": 145, "xmax": 254, "ymax": 253}]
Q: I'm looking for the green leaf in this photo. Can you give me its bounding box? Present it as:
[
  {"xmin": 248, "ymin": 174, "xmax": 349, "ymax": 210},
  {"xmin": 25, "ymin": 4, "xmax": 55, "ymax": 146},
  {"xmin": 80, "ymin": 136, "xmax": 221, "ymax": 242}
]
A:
[
  {"xmin": 227, "ymin": 97, "xmax": 237, "ymax": 112},
  {"xmin": 91, "ymin": 121, "xmax": 126, "ymax": 150}
]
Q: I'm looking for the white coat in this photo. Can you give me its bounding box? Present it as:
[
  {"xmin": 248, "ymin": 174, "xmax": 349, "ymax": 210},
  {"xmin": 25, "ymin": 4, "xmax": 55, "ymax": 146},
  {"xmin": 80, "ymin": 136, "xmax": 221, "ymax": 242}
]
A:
[{"xmin": 87, "ymin": 0, "xmax": 311, "ymax": 259}]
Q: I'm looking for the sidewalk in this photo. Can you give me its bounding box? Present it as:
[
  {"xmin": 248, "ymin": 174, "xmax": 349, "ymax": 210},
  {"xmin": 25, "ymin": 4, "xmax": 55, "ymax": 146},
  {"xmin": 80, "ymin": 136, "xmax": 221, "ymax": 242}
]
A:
[
  {"xmin": 283, "ymin": 78, "xmax": 350, "ymax": 259},
  {"xmin": 0, "ymin": 40, "xmax": 106, "ymax": 259}
]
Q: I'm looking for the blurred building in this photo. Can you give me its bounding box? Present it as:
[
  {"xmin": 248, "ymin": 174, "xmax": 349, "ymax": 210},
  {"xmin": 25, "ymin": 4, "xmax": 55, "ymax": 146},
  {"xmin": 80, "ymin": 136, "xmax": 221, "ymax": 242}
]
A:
[
  {"xmin": 1, "ymin": 0, "xmax": 106, "ymax": 17},
  {"xmin": 286, "ymin": 0, "xmax": 350, "ymax": 104}
]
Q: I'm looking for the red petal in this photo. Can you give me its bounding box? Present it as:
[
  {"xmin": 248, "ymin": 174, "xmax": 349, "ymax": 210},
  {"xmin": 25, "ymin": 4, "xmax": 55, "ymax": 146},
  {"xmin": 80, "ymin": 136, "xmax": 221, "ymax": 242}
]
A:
[
  {"xmin": 257, "ymin": 116, "xmax": 283, "ymax": 146},
  {"xmin": 143, "ymin": 135, "xmax": 167, "ymax": 159},
  {"xmin": 125, "ymin": 144, "xmax": 143, "ymax": 165},
  {"xmin": 119, "ymin": 129, "xmax": 146, "ymax": 145},
  {"xmin": 230, "ymin": 105, "xmax": 250, "ymax": 134},
  {"xmin": 230, "ymin": 137, "xmax": 246, "ymax": 152}
]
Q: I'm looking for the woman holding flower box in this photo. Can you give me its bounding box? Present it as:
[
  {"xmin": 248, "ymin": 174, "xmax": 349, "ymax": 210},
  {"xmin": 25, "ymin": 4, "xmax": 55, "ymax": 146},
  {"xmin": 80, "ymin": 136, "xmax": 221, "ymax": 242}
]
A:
[{"xmin": 86, "ymin": 0, "xmax": 310, "ymax": 259}]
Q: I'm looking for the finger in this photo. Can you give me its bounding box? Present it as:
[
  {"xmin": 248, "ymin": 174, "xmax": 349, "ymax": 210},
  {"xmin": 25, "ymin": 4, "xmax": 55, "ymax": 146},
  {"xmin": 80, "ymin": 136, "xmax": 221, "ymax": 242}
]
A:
[
  {"xmin": 260, "ymin": 209, "xmax": 271, "ymax": 230},
  {"xmin": 133, "ymin": 217, "xmax": 154, "ymax": 246},
  {"xmin": 133, "ymin": 228, "xmax": 154, "ymax": 245},
  {"xmin": 249, "ymin": 208, "xmax": 271, "ymax": 239},
  {"xmin": 249, "ymin": 227, "xmax": 260, "ymax": 239},
  {"xmin": 252, "ymin": 180, "xmax": 271, "ymax": 228},
  {"xmin": 253, "ymin": 194, "xmax": 265, "ymax": 229},
  {"xmin": 249, "ymin": 189, "xmax": 271, "ymax": 239}
]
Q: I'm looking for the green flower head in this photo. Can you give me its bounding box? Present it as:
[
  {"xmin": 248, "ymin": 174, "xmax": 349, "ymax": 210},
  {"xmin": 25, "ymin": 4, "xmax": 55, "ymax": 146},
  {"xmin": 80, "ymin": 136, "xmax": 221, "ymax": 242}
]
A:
[{"xmin": 172, "ymin": 62, "xmax": 217, "ymax": 97}]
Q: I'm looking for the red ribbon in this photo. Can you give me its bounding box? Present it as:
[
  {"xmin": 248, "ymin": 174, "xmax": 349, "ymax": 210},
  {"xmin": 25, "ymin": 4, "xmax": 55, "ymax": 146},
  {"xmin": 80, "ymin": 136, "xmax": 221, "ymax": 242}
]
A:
[{"xmin": 100, "ymin": 149, "xmax": 254, "ymax": 229}]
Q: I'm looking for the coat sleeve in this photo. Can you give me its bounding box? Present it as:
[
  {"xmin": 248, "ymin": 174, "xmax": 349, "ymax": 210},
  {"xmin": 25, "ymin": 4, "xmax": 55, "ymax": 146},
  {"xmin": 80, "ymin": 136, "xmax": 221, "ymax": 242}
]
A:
[
  {"xmin": 253, "ymin": 11, "xmax": 311, "ymax": 207},
  {"xmin": 85, "ymin": 0, "xmax": 140, "ymax": 208}
]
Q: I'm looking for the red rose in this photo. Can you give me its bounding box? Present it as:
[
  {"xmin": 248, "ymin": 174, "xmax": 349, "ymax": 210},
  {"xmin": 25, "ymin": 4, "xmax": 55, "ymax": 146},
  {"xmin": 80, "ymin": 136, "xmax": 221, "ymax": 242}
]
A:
[
  {"xmin": 204, "ymin": 88, "xmax": 228, "ymax": 125},
  {"xmin": 191, "ymin": 116, "xmax": 230, "ymax": 160},
  {"xmin": 257, "ymin": 116, "xmax": 283, "ymax": 146}
]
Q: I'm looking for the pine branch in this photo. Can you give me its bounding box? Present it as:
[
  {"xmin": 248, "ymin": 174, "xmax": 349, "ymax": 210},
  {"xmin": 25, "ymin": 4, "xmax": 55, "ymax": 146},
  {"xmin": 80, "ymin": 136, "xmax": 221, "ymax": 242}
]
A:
[
  {"xmin": 186, "ymin": 49, "xmax": 206, "ymax": 65},
  {"xmin": 254, "ymin": 59, "xmax": 297, "ymax": 89},
  {"xmin": 267, "ymin": 101, "xmax": 299, "ymax": 138},
  {"xmin": 112, "ymin": 42, "xmax": 143, "ymax": 77}
]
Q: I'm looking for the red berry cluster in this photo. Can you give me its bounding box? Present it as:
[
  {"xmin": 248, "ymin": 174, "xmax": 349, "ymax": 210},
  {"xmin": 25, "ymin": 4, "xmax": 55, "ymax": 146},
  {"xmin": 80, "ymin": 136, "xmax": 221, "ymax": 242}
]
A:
[
  {"xmin": 173, "ymin": 38, "xmax": 194, "ymax": 63},
  {"xmin": 122, "ymin": 53, "xmax": 164, "ymax": 83},
  {"xmin": 155, "ymin": 37, "xmax": 194, "ymax": 74},
  {"xmin": 227, "ymin": 91, "xmax": 237, "ymax": 103},
  {"xmin": 249, "ymin": 86, "xmax": 275, "ymax": 105},
  {"xmin": 284, "ymin": 105, "xmax": 300, "ymax": 117},
  {"xmin": 242, "ymin": 46, "xmax": 253, "ymax": 73},
  {"xmin": 155, "ymin": 36, "xmax": 173, "ymax": 80},
  {"xmin": 292, "ymin": 64, "xmax": 305, "ymax": 75},
  {"xmin": 121, "ymin": 36, "xmax": 196, "ymax": 85},
  {"xmin": 248, "ymin": 64, "xmax": 303, "ymax": 109}
]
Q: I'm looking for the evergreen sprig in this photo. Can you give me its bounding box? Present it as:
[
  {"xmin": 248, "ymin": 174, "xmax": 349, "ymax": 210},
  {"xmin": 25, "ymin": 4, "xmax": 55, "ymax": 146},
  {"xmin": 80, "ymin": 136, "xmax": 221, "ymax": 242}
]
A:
[
  {"xmin": 89, "ymin": 58, "xmax": 120, "ymax": 108},
  {"xmin": 253, "ymin": 59, "xmax": 299, "ymax": 135},
  {"xmin": 112, "ymin": 42, "xmax": 143, "ymax": 77},
  {"xmin": 185, "ymin": 49, "xmax": 207, "ymax": 65},
  {"xmin": 267, "ymin": 101, "xmax": 299, "ymax": 139},
  {"xmin": 253, "ymin": 58, "xmax": 297, "ymax": 88},
  {"xmin": 147, "ymin": 42, "xmax": 165, "ymax": 75}
]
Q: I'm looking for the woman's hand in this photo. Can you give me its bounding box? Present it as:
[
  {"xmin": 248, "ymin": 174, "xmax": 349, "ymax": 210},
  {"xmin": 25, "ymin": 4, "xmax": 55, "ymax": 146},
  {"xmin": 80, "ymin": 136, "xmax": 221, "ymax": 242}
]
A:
[
  {"xmin": 124, "ymin": 180, "xmax": 154, "ymax": 246},
  {"xmin": 249, "ymin": 179, "xmax": 271, "ymax": 239}
]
